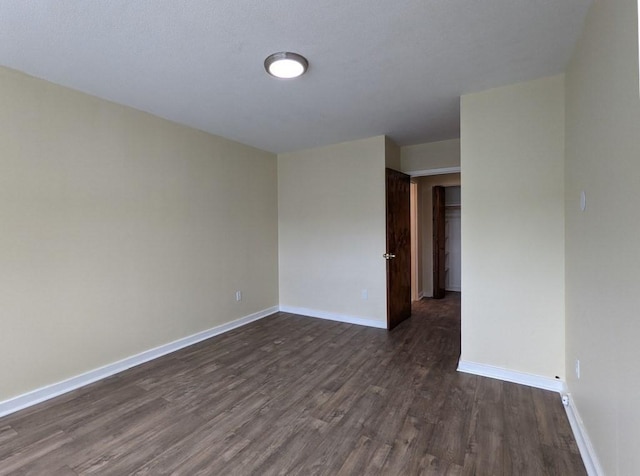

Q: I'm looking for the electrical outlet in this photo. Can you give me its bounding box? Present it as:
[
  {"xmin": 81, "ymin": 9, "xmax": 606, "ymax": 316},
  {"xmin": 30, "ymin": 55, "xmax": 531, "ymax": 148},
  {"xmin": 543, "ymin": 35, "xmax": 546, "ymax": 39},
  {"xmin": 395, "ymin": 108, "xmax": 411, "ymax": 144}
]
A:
[
  {"xmin": 235, "ymin": 290, "xmax": 242, "ymax": 302},
  {"xmin": 575, "ymin": 359, "xmax": 580, "ymax": 379},
  {"xmin": 361, "ymin": 289, "xmax": 368, "ymax": 300}
]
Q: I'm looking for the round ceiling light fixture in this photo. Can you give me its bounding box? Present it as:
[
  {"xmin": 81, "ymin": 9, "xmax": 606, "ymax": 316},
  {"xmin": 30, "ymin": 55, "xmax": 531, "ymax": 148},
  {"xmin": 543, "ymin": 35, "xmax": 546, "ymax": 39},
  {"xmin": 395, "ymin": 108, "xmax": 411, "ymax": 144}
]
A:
[{"xmin": 264, "ymin": 52, "xmax": 308, "ymax": 79}]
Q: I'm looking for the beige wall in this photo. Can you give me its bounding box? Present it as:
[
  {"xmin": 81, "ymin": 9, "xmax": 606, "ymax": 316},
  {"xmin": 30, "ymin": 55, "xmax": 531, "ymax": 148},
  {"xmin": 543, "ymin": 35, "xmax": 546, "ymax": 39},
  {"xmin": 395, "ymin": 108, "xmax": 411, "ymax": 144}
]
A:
[
  {"xmin": 565, "ymin": 0, "xmax": 640, "ymax": 472},
  {"xmin": 0, "ymin": 67, "xmax": 279, "ymax": 401},
  {"xmin": 278, "ymin": 137, "xmax": 387, "ymax": 324},
  {"xmin": 460, "ymin": 75, "xmax": 565, "ymax": 379},
  {"xmin": 400, "ymin": 138, "xmax": 460, "ymax": 173},
  {"xmin": 385, "ymin": 136, "xmax": 401, "ymax": 171},
  {"xmin": 416, "ymin": 174, "xmax": 461, "ymax": 298}
]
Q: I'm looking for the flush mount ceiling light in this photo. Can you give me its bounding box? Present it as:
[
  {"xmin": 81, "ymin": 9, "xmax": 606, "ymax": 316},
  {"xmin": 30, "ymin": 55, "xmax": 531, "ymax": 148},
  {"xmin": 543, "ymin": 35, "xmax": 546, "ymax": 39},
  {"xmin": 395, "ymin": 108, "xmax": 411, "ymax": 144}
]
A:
[{"xmin": 264, "ymin": 52, "xmax": 308, "ymax": 79}]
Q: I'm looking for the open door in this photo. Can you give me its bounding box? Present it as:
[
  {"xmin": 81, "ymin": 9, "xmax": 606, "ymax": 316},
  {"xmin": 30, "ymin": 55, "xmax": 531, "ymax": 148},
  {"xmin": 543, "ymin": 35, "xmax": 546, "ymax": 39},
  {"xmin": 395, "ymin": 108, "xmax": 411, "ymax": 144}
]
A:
[
  {"xmin": 433, "ymin": 185, "xmax": 446, "ymax": 299},
  {"xmin": 385, "ymin": 168, "xmax": 411, "ymax": 329}
]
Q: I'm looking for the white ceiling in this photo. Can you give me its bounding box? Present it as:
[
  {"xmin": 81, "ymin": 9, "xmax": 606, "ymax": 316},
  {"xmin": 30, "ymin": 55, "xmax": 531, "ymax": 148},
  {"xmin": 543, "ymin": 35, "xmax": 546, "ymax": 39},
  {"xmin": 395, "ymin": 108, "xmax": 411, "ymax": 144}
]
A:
[{"xmin": 0, "ymin": 1, "xmax": 591, "ymax": 154}]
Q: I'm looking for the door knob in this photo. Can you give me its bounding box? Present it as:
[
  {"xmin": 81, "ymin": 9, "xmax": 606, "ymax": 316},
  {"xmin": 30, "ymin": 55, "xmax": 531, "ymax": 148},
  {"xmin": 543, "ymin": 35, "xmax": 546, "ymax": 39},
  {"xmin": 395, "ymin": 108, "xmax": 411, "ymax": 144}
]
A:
[{"xmin": 383, "ymin": 253, "xmax": 396, "ymax": 260}]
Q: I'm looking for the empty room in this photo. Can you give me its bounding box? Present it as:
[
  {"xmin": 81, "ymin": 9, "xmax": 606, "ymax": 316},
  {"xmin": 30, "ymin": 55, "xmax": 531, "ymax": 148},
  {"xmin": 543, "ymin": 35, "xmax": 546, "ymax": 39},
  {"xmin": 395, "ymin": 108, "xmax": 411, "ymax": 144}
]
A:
[{"xmin": 1, "ymin": 0, "xmax": 638, "ymax": 474}]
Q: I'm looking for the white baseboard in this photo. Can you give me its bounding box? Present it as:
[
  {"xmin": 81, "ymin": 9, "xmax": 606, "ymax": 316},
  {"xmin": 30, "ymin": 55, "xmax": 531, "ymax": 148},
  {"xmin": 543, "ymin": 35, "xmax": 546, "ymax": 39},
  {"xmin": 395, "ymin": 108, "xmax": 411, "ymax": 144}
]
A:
[
  {"xmin": 457, "ymin": 360, "xmax": 565, "ymax": 393},
  {"xmin": 563, "ymin": 393, "xmax": 604, "ymax": 476},
  {"xmin": 446, "ymin": 286, "xmax": 461, "ymax": 292},
  {"xmin": 279, "ymin": 305, "xmax": 387, "ymax": 329},
  {"xmin": 0, "ymin": 306, "xmax": 279, "ymax": 418},
  {"xmin": 418, "ymin": 292, "xmax": 425, "ymax": 300}
]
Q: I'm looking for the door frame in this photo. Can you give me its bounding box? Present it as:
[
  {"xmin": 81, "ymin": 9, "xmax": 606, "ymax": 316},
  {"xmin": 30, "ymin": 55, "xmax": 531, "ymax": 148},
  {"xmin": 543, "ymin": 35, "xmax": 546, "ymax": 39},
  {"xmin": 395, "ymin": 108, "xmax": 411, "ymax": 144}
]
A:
[
  {"xmin": 407, "ymin": 166, "xmax": 460, "ymax": 178},
  {"xmin": 409, "ymin": 167, "xmax": 461, "ymax": 300}
]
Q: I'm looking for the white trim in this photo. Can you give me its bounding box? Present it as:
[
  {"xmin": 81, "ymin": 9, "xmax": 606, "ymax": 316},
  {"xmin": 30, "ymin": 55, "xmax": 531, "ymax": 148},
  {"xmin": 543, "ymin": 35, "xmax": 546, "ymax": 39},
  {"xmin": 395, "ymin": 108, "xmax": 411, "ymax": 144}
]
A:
[
  {"xmin": 563, "ymin": 393, "xmax": 605, "ymax": 476},
  {"xmin": 418, "ymin": 292, "xmax": 425, "ymax": 300},
  {"xmin": 279, "ymin": 305, "xmax": 387, "ymax": 329},
  {"xmin": 457, "ymin": 360, "xmax": 565, "ymax": 393},
  {"xmin": 0, "ymin": 306, "xmax": 278, "ymax": 418},
  {"xmin": 407, "ymin": 166, "xmax": 461, "ymax": 177},
  {"xmin": 445, "ymin": 286, "xmax": 461, "ymax": 292}
]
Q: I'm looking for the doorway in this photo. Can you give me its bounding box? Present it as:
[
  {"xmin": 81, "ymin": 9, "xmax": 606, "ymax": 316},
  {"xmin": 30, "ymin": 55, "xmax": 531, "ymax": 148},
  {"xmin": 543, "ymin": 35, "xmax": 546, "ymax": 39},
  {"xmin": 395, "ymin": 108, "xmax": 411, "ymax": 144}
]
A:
[{"xmin": 409, "ymin": 173, "xmax": 461, "ymax": 300}]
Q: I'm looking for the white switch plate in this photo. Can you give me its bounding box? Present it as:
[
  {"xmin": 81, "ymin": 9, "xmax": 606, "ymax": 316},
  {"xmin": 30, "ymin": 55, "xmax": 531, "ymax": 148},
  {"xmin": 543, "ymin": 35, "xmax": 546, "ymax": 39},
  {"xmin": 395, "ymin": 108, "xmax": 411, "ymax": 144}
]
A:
[
  {"xmin": 575, "ymin": 359, "xmax": 581, "ymax": 379},
  {"xmin": 235, "ymin": 290, "xmax": 242, "ymax": 302},
  {"xmin": 361, "ymin": 289, "xmax": 368, "ymax": 300},
  {"xmin": 580, "ymin": 191, "xmax": 587, "ymax": 211}
]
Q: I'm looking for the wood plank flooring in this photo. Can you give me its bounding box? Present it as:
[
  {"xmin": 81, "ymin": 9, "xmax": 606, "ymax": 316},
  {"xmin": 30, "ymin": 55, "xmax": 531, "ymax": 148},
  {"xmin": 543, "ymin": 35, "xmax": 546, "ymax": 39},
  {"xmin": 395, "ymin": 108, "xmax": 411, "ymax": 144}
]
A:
[{"xmin": 0, "ymin": 293, "xmax": 586, "ymax": 475}]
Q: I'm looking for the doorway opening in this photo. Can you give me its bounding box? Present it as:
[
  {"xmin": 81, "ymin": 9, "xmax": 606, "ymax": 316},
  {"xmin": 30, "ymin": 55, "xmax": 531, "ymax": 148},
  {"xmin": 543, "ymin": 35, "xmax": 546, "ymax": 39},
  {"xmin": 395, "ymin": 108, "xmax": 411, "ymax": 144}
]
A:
[{"xmin": 409, "ymin": 173, "xmax": 461, "ymax": 301}]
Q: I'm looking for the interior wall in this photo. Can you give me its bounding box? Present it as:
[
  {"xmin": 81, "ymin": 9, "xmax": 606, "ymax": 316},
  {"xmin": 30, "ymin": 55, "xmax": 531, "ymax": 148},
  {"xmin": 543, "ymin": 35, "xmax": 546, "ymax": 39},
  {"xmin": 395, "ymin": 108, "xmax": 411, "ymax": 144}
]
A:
[
  {"xmin": 417, "ymin": 174, "xmax": 461, "ymax": 298},
  {"xmin": 564, "ymin": 0, "xmax": 640, "ymax": 472},
  {"xmin": 0, "ymin": 67, "xmax": 279, "ymax": 402},
  {"xmin": 400, "ymin": 138, "xmax": 460, "ymax": 173},
  {"xmin": 460, "ymin": 75, "xmax": 565, "ymax": 380},
  {"xmin": 278, "ymin": 136, "xmax": 387, "ymax": 324},
  {"xmin": 385, "ymin": 136, "xmax": 401, "ymax": 171}
]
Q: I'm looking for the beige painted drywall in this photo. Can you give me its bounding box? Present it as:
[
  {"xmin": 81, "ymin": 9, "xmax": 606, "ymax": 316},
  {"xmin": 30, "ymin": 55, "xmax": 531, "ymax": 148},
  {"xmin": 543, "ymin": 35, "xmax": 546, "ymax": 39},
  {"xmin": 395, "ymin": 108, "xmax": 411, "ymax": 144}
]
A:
[
  {"xmin": 385, "ymin": 136, "xmax": 401, "ymax": 171},
  {"xmin": 460, "ymin": 75, "xmax": 565, "ymax": 379},
  {"xmin": 417, "ymin": 174, "xmax": 461, "ymax": 298},
  {"xmin": 400, "ymin": 138, "xmax": 460, "ymax": 173},
  {"xmin": 0, "ymin": 67, "xmax": 278, "ymax": 402},
  {"xmin": 278, "ymin": 136, "xmax": 387, "ymax": 324},
  {"xmin": 565, "ymin": 0, "xmax": 640, "ymax": 472}
]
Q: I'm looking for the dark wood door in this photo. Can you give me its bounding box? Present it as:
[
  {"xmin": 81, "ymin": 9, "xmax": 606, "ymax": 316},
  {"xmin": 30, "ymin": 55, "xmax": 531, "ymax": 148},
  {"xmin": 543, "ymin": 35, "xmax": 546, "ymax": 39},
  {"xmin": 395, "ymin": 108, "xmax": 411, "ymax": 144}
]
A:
[
  {"xmin": 433, "ymin": 185, "xmax": 446, "ymax": 299},
  {"xmin": 386, "ymin": 168, "xmax": 411, "ymax": 330}
]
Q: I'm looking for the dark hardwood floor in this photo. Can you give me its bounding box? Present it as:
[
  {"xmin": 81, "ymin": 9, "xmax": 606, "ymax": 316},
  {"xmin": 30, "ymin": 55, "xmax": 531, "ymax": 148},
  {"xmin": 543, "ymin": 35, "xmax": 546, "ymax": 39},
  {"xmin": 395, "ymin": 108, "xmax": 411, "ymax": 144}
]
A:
[{"xmin": 0, "ymin": 293, "xmax": 585, "ymax": 475}]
